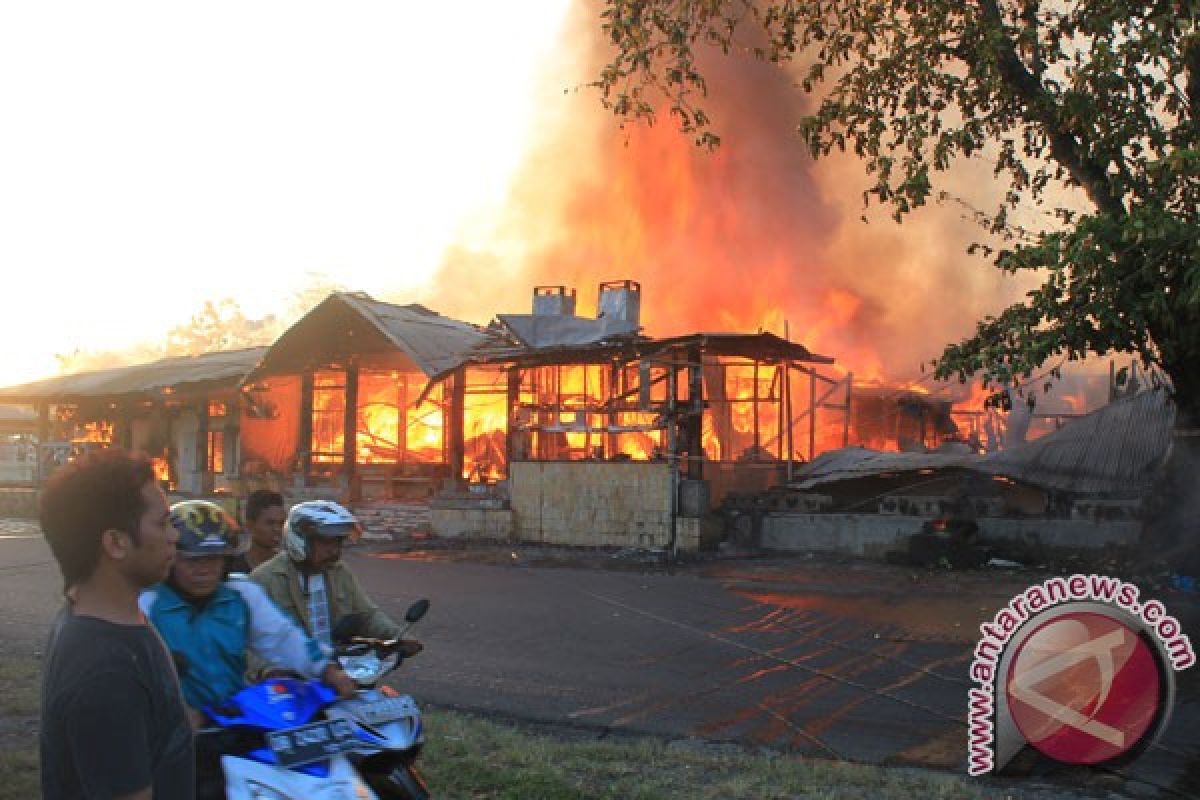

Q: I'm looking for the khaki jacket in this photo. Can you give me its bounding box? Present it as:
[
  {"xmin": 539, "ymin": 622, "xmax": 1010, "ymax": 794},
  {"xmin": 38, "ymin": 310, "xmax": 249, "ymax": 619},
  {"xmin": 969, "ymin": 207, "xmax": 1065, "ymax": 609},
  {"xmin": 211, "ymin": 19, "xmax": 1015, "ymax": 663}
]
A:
[{"xmin": 249, "ymin": 553, "xmax": 402, "ymax": 643}]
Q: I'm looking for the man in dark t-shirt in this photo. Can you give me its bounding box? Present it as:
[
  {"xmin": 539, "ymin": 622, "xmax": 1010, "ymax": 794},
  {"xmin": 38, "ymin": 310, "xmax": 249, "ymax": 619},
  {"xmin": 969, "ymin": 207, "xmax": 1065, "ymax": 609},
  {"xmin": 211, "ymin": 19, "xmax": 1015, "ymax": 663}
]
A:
[
  {"xmin": 41, "ymin": 611, "xmax": 193, "ymax": 798},
  {"xmin": 38, "ymin": 450, "xmax": 194, "ymax": 800}
]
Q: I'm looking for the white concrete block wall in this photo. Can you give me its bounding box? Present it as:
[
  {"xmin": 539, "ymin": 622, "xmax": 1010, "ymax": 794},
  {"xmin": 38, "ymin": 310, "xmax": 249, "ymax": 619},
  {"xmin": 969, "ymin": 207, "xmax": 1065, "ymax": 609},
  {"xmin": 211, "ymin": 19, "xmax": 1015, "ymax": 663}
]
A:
[{"xmin": 509, "ymin": 462, "xmax": 676, "ymax": 549}]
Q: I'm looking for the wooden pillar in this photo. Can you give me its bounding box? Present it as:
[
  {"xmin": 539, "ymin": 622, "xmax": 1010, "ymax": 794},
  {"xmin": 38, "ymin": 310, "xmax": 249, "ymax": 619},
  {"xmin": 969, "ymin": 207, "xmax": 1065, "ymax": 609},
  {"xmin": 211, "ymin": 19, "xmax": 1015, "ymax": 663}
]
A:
[
  {"xmin": 299, "ymin": 372, "xmax": 314, "ymax": 485},
  {"xmin": 685, "ymin": 347, "xmax": 703, "ymax": 479},
  {"xmin": 506, "ymin": 367, "xmax": 520, "ymax": 469},
  {"xmin": 195, "ymin": 399, "xmax": 210, "ymax": 493},
  {"xmin": 224, "ymin": 395, "xmax": 239, "ymax": 480},
  {"xmin": 608, "ymin": 360, "xmax": 620, "ymax": 459},
  {"xmin": 784, "ymin": 363, "xmax": 794, "ymax": 479},
  {"xmin": 119, "ymin": 406, "xmax": 134, "ymax": 451},
  {"xmin": 36, "ymin": 402, "xmax": 50, "ymax": 484},
  {"xmin": 448, "ymin": 369, "xmax": 466, "ymax": 486},
  {"xmin": 843, "ymin": 373, "xmax": 854, "ymax": 448},
  {"xmin": 752, "ymin": 361, "xmax": 760, "ymax": 459},
  {"xmin": 809, "ymin": 369, "xmax": 817, "ymax": 461},
  {"xmin": 195, "ymin": 400, "xmax": 209, "ymax": 474},
  {"xmin": 397, "ymin": 375, "xmax": 408, "ymax": 461},
  {"xmin": 343, "ymin": 363, "xmax": 359, "ymax": 498}
]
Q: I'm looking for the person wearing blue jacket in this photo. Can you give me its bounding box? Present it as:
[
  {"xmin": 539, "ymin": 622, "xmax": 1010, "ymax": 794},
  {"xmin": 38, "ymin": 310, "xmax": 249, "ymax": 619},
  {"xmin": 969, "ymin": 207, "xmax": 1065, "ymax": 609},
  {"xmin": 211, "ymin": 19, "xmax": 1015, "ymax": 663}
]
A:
[{"xmin": 140, "ymin": 499, "xmax": 357, "ymax": 725}]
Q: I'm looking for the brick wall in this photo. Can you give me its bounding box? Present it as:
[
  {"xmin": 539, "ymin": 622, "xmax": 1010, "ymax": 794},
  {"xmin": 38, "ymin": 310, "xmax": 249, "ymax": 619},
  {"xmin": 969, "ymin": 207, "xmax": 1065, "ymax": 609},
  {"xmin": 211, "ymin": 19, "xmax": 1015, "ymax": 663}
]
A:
[{"xmin": 351, "ymin": 502, "xmax": 432, "ymax": 540}]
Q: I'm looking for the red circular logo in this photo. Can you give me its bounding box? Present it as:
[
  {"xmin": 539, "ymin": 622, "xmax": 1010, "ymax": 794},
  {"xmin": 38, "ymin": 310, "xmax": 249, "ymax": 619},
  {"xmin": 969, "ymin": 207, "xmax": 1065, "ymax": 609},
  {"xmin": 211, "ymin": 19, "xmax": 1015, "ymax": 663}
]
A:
[{"xmin": 1005, "ymin": 611, "xmax": 1162, "ymax": 765}]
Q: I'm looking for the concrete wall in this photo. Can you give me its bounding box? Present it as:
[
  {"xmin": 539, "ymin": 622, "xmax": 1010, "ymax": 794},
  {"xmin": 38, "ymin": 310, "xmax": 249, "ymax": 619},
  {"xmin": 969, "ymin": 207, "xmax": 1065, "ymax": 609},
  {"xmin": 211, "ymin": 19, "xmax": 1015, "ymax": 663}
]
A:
[
  {"xmin": 761, "ymin": 514, "xmax": 923, "ymax": 557},
  {"xmin": 510, "ymin": 461, "xmax": 675, "ymax": 549},
  {"xmin": 760, "ymin": 512, "xmax": 1143, "ymax": 557},
  {"xmin": 432, "ymin": 507, "xmax": 513, "ymax": 540}
]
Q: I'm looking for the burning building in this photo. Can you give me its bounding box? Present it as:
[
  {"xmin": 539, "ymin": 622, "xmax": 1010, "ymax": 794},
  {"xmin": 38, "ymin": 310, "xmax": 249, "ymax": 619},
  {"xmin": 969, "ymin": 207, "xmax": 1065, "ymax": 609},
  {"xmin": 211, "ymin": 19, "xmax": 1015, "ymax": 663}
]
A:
[
  {"xmin": 1, "ymin": 282, "xmax": 1145, "ymax": 555},
  {"xmin": 0, "ymin": 284, "xmax": 852, "ymax": 552},
  {"xmin": 727, "ymin": 386, "xmax": 1177, "ymax": 560},
  {"xmin": 426, "ymin": 280, "xmax": 847, "ymax": 551},
  {"xmin": 0, "ymin": 347, "xmax": 266, "ymax": 497},
  {"xmin": 233, "ymin": 292, "xmax": 492, "ymax": 502}
]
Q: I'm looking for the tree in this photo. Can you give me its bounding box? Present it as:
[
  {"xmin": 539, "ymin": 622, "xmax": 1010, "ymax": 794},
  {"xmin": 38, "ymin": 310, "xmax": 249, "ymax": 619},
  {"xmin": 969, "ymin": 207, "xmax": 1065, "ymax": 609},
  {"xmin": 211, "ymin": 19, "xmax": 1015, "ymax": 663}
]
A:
[
  {"xmin": 165, "ymin": 299, "xmax": 277, "ymax": 356},
  {"xmin": 593, "ymin": 0, "xmax": 1199, "ymax": 424}
]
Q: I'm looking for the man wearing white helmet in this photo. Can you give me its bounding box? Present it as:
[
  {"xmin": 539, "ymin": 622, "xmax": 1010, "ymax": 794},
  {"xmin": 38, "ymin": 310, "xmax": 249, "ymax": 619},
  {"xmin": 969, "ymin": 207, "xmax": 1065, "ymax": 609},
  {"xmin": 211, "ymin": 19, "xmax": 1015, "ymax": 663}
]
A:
[{"xmin": 250, "ymin": 501, "xmax": 422, "ymax": 658}]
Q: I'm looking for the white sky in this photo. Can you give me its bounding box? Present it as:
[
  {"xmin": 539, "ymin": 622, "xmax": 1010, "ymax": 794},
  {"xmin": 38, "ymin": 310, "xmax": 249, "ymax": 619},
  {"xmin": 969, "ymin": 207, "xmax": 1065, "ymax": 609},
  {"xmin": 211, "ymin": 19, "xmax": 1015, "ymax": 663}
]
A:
[{"xmin": 0, "ymin": 1, "xmax": 574, "ymax": 386}]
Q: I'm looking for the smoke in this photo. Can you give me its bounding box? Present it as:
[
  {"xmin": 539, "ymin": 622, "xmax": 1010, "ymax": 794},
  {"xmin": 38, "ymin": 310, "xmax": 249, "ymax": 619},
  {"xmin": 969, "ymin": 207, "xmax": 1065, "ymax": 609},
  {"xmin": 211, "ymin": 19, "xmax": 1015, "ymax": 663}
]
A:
[{"xmin": 421, "ymin": 0, "xmax": 1029, "ymax": 387}]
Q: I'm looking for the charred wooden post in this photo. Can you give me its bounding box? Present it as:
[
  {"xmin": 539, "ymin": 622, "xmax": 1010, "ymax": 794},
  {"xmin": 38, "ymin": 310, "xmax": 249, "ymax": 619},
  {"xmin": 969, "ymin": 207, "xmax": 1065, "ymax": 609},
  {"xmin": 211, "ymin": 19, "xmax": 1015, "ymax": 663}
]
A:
[
  {"xmin": 299, "ymin": 372, "xmax": 314, "ymax": 486},
  {"xmin": 448, "ymin": 368, "xmax": 466, "ymax": 488},
  {"xmin": 196, "ymin": 398, "xmax": 210, "ymax": 491},
  {"xmin": 809, "ymin": 369, "xmax": 817, "ymax": 461},
  {"xmin": 784, "ymin": 361, "xmax": 794, "ymax": 480},
  {"xmin": 752, "ymin": 361, "xmax": 760, "ymax": 459},
  {"xmin": 506, "ymin": 367, "xmax": 520, "ymax": 467},
  {"xmin": 843, "ymin": 373, "xmax": 854, "ymax": 448},
  {"xmin": 608, "ymin": 359, "xmax": 621, "ymax": 458},
  {"xmin": 343, "ymin": 362, "xmax": 359, "ymax": 498},
  {"xmin": 685, "ymin": 346, "xmax": 703, "ymax": 480},
  {"xmin": 36, "ymin": 402, "xmax": 49, "ymax": 483}
]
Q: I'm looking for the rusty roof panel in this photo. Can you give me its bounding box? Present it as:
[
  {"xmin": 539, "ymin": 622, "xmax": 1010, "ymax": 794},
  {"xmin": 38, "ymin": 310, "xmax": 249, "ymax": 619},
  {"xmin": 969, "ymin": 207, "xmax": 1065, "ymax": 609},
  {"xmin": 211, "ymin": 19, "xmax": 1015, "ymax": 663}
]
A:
[
  {"xmin": 338, "ymin": 293, "xmax": 494, "ymax": 377},
  {"xmin": 0, "ymin": 347, "xmax": 268, "ymax": 402}
]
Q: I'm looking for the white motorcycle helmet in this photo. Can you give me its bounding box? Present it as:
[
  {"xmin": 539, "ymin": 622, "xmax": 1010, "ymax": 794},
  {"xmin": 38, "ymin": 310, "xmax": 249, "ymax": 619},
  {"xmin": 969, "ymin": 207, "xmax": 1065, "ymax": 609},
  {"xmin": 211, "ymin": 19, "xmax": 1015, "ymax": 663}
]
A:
[{"xmin": 283, "ymin": 500, "xmax": 363, "ymax": 563}]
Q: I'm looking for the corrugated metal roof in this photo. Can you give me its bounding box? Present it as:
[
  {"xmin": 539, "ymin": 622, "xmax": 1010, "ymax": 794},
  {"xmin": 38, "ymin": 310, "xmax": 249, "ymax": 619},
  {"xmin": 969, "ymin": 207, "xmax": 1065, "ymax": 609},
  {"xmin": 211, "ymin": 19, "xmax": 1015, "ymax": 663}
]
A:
[
  {"xmin": 648, "ymin": 332, "xmax": 834, "ymax": 364},
  {"xmin": 0, "ymin": 347, "xmax": 268, "ymax": 402},
  {"xmin": 792, "ymin": 387, "xmax": 1175, "ymax": 497},
  {"xmin": 241, "ymin": 293, "xmax": 496, "ymax": 383},
  {"xmin": 454, "ymin": 330, "xmax": 834, "ymax": 374},
  {"xmin": 988, "ymin": 385, "xmax": 1176, "ymax": 494},
  {"xmin": 496, "ymin": 313, "xmax": 639, "ymax": 348},
  {"xmin": 337, "ymin": 293, "xmax": 494, "ymax": 377}
]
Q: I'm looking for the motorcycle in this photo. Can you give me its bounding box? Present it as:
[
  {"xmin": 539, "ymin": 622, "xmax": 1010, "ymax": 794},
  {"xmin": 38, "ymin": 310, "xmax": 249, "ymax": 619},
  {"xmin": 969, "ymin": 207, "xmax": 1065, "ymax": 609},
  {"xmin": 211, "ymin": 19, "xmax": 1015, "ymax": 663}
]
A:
[{"xmin": 196, "ymin": 598, "xmax": 431, "ymax": 800}]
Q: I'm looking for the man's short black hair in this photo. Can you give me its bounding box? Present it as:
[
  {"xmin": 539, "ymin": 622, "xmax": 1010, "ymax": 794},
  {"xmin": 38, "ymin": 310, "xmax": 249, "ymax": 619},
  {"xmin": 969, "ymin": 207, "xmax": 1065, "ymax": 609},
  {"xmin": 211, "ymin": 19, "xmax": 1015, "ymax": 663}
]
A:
[
  {"xmin": 244, "ymin": 488, "xmax": 284, "ymax": 523},
  {"xmin": 39, "ymin": 448, "xmax": 156, "ymax": 592}
]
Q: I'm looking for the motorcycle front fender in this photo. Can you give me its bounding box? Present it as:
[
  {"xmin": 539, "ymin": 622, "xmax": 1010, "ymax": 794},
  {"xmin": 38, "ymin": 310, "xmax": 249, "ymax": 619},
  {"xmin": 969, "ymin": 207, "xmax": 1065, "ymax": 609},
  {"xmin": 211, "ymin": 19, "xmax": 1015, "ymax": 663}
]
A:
[{"xmin": 221, "ymin": 753, "xmax": 378, "ymax": 800}]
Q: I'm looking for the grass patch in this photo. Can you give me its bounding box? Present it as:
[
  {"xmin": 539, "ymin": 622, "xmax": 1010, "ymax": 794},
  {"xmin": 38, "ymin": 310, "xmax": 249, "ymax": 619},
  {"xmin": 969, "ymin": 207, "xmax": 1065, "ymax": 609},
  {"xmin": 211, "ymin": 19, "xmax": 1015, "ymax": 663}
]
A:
[
  {"xmin": 419, "ymin": 710, "xmax": 988, "ymax": 800},
  {"xmin": 0, "ymin": 750, "xmax": 38, "ymax": 800},
  {"xmin": 0, "ymin": 648, "xmax": 997, "ymax": 800},
  {"xmin": 0, "ymin": 651, "xmax": 40, "ymax": 717},
  {"xmin": 0, "ymin": 651, "xmax": 40, "ymax": 800}
]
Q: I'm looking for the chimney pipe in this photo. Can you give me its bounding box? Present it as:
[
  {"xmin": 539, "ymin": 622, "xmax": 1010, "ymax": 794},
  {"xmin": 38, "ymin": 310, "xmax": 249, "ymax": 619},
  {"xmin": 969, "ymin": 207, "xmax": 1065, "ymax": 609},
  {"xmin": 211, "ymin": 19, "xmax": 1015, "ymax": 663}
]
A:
[
  {"xmin": 532, "ymin": 285, "xmax": 576, "ymax": 316},
  {"xmin": 597, "ymin": 280, "xmax": 641, "ymax": 328}
]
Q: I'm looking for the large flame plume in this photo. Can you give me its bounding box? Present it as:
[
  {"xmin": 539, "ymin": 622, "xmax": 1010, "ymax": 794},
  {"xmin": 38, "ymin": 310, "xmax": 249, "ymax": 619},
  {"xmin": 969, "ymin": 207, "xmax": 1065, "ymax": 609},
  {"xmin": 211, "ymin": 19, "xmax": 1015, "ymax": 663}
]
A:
[{"xmin": 421, "ymin": 0, "xmax": 1022, "ymax": 397}]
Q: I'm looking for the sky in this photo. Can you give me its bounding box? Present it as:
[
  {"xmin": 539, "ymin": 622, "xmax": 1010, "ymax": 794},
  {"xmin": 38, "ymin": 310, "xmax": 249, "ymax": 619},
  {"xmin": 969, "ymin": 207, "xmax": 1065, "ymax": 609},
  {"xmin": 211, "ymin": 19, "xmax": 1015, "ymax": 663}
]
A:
[{"xmin": 0, "ymin": 1, "xmax": 574, "ymax": 386}]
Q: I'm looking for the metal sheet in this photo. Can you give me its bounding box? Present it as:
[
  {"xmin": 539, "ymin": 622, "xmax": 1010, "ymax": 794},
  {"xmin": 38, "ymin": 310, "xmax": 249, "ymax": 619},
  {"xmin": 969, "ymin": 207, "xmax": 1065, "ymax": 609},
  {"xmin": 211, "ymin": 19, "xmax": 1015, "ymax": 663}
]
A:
[
  {"xmin": 792, "ymin": 388, "xmax": 1175, "ymax": 497},
  {"xmin": 497, "ymin": 314, "xmax": 638, "ymax": 348},
  {"xmin": 0, "ymin": 347, "xmax": 268, "ymax": 401}
]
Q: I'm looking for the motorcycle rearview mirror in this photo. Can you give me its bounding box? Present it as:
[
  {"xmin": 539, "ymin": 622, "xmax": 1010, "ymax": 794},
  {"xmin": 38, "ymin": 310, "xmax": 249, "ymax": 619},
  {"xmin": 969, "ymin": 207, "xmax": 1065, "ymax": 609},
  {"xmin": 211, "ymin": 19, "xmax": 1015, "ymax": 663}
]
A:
[
  {"xmin": 404, "ymin": 598, "xmax": 430, "ymax": 624},
  {"xmin": 331, "ymin": 611, "xmax": 370, "ymax": 644}
]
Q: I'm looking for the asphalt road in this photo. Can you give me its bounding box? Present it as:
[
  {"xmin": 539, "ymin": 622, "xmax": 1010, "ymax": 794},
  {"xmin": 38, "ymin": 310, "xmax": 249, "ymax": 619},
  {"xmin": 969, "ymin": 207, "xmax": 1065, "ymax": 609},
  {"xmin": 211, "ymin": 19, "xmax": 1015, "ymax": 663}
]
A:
[{"xmin": 4, "ymin": 520, "xmax": 1198, "ymax": 798}]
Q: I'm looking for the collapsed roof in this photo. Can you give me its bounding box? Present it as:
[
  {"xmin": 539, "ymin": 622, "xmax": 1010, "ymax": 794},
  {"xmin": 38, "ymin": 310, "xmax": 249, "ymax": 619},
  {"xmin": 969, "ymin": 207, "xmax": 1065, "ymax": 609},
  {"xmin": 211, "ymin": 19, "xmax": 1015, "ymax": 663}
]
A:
[{"xmin": 792, "ymin": 387, "xmax": 1176, "ymax": 497}]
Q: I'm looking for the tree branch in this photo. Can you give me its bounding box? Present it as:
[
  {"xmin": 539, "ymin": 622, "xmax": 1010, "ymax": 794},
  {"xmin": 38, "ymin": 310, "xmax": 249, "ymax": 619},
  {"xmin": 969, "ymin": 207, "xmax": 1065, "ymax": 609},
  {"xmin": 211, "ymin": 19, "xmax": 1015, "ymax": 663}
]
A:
[
  {"xmin": 973, "ymin": 0, "xmax": 1125, "ymax": 215},
  {"xmin": 1187, "ymin": 31, "xmax": 1199, "ymax": 127}
]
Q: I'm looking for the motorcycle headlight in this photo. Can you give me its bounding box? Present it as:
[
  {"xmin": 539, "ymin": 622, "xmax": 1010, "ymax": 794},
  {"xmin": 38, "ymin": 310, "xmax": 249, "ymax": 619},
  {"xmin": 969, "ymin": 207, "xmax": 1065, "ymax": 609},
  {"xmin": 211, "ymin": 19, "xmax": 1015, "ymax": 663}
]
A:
[{"xmin": 340, "ymin": 652, "xmax": 384, "ymax": 683}]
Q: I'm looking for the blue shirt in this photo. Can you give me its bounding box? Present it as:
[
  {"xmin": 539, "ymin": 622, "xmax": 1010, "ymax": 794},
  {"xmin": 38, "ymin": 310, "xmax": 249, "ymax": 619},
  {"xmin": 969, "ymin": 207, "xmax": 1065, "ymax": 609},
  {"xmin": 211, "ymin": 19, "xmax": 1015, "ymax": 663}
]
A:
[{"xmin": 141, "ymin": 578, "xmax": 328, "ymax": 710}]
